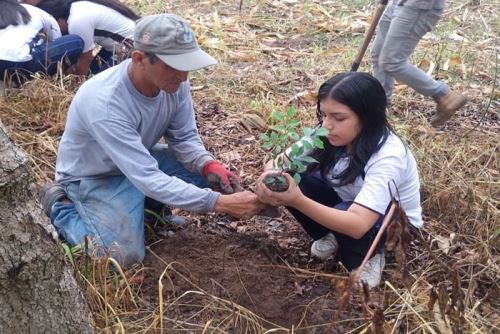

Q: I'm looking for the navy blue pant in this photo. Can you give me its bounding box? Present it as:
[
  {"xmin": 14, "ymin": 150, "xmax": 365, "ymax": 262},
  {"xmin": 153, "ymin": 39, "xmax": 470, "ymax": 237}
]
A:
[
  {"xmin": 287, "ymin": 172, "xmax": 386, "ymax": 270},
  {"xmin": 89, "ymin": 48, "xmax": 114, "ymax": 74},
  {"xmin": 89, "ymin": 47, "xmax": 131, "ymax": 74},
  {"xmin": 0, "ymin": 34, "xmax": 83, "ymax": 78}
]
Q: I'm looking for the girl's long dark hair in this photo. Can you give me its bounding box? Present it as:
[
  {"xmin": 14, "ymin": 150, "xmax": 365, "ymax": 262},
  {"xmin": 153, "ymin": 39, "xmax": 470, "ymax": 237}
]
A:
[
  {"xmin": 308, "ymin": 72, "xmax": 391, "ymax": 186},
  {"xmin": 0, "ymin": 0, "xmax": 31, "ymax": 30},
  {"xmin": 37, "ymin": 0, "xmax": 140, "ymax": 21}
]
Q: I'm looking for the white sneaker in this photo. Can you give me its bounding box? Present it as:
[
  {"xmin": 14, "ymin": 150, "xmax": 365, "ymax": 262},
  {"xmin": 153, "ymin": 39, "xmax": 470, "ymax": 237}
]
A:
[
  {"xmin": 310, "ymin": 233, "xmax": 338, "ymax": 260},
  {"xmin": 357, "ymin": 252, "xmax": 386, "ymax": 289}
]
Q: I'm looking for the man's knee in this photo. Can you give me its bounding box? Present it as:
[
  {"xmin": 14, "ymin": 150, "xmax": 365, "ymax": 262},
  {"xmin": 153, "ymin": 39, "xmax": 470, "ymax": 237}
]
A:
[{"xmin": 379, "ymin": 55, "xmax": 405, "ymax": 74}]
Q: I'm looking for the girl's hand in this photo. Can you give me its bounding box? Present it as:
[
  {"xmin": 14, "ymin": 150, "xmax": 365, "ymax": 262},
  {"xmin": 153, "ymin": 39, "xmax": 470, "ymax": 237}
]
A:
[{"xmin": 255, "ymin": 172, "xmax": 303, "ymax": 207}]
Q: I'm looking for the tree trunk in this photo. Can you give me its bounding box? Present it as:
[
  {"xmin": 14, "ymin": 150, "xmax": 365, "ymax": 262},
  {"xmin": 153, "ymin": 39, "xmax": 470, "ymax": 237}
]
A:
[{"xmin": 0, "ymin": 122, "xmax": 94, "ymax": 334}]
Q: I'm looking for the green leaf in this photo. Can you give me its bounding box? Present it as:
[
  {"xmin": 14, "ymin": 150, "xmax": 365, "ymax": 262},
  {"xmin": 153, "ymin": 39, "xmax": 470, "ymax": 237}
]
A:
[
  {"xmin": 293, "ymin": 173, "xmax": 302, "ymax": 185},
  {"xmin": 314, "ymin": 127, "xmax": 329, "ymax": 136},
  {"xmin": 303, "ymin": 140, "xmax": 313, "ymax": 151},
  {"xmin": 313, "ymin": 137, "xmax": 324, "ymax": 149},
  {"xmin": 290, "ymin": 160, "xmax": 306, "ymax": 172},
  {"xmin": 290, "ymin": 143, "xmax": 300, "ymax": 156},
  {"xmin": 259, "ymin": 133, "xmax": 270, "ymax": 141},
  {"xmin": 274, "ymin": 145, "xmax": 282, "ymax": 155},
  {"xmin": 271, "ymin": 125, "xmax": 286, "ymax": 132},
  {"xmin": 262, "ymin": 142, "xmax": 274, "ymax": 149},
  {"xmin": 288, "ymin": 119, "xmax": 300, "ymax": 127},
  {"xmin": 295, "ymin": 160, "xmax": 306, "ymax": 170},
  {"xmin": 298, "ymin": 156, "xmax": 318, "ymax": 163},
  {"xmin": 286, "ymin": 106, "xmax": 297, "ymax": 118},
  {"xmin": 297, "ymin": 146, "xmax": 304, "ymax": 156},
  {"xmin": 279, "ymin": 133, "xmax": 289, "ymax": 141},
  {"xmin": 290, "ymin": 132, "xmax": 300, "ymax": 141},
  {"xmin": 303, "ymin": 127, "xmax": 312, "ymax": 137},
  {"xmin": 62, "ymin": 243, "xmax": 75, "ymax": 267},
  {"xmin": 271, "ymin": 111, "xmax": 285, "ymax": 121}
]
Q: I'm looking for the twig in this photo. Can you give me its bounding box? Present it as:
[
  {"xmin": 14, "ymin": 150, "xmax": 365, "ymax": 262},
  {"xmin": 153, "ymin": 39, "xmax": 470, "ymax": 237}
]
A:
[{"xmin": 351, "ymin": 201, "xmax": 398, "ymax": 284}]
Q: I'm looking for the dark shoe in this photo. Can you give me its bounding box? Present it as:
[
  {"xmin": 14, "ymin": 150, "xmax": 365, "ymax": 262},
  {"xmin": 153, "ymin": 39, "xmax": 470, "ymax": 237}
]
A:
[
  {"xmin": 39, "ymin": 182, "xmax": 67, "ymax": 218},
  {"xmin": 431, "ymin": 91, "xmax": 467, "ymax": 127},
  {"xmin": 145, "ymin": 207, "xmax": 187, "ymax": 228}
]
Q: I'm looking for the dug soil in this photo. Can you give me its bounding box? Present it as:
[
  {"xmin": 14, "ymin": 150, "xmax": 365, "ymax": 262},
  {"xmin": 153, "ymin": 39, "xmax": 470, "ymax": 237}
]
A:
[{"xmin": 141, "ymin": 224, "xmax": 362, "ymax": 333}]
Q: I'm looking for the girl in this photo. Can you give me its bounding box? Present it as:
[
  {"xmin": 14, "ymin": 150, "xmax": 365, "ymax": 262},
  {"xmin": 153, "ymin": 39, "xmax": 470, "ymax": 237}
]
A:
[
  {"xmin": 0, "ymin": 0, "xmax": 83, "ymax": 80},
  {"xmin": 36, "ymin": 0, "xmax": 139, "ymax": 75},
  {"xmin": 256, "ymin": 72, "xmax": 422, "ymax": 289}
]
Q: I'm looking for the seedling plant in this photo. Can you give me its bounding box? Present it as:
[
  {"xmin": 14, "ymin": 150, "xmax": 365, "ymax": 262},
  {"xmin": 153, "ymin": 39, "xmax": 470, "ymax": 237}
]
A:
[{"xmin": 260, "ymin": 106, "xmax": 328, "ymax": 192}]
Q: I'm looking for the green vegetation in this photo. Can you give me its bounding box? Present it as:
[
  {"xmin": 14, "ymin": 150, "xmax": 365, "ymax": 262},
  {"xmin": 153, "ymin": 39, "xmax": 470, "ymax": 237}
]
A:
[{"xmin": 260, "ymin": 106, "xmax": 327, "ymax": 187}]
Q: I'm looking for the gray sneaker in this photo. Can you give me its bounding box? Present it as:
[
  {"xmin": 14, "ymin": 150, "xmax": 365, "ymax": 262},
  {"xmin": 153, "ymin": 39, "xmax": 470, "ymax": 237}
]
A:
[
  {"xmin": 145, "ymin": 207, "xmax": 187, "ymax": 228},
  {"xmin": 39, "ymin": 182, "xmax": 67, "ymax": 218},
  {"xmin": 357, "ymin": 252, "xmax": 386, "ymax": 289},
  {"xmin": 163, "ymin": 211, "xmax": 187, "ymax": 227},
  {"xmin": 310, "ymin": 233, "xmax": 338, "ymax": 260}
]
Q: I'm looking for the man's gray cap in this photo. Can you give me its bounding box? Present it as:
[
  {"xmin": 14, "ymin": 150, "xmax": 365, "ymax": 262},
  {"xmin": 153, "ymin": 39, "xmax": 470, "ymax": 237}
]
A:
[{"xmin": 134, "ymin": 14, "xmax": 217, "ymax": 71}]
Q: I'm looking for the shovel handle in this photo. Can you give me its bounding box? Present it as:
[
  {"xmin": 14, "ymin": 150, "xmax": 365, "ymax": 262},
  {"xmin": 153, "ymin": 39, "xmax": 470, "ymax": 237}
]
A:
[{"xmin": 350, "ymin": 0, "xmax": 389, "ymax": 72}]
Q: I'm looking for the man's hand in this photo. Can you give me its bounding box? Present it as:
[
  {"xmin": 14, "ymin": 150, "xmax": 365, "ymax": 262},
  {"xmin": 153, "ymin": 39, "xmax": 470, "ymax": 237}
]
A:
[
  {"xmin": 203, "ymin": 161, "xmax": 242, "ymax": 194},
  {"xmin": 214, "ymin": 191, "xmax": 264, "ymax": 219}
]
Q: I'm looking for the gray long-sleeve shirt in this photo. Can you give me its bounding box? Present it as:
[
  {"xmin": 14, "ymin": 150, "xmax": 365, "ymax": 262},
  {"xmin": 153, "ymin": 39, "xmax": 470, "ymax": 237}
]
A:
[{"xmin": 55, "ymin": 59, "xmax": 219, "ymax": 213}]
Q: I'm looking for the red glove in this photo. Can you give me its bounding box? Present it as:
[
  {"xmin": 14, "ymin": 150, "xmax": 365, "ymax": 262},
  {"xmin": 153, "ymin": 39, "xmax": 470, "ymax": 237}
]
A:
[{"xmin": 202, "ymin": 161, "xmax": 242, "ymax": 194}]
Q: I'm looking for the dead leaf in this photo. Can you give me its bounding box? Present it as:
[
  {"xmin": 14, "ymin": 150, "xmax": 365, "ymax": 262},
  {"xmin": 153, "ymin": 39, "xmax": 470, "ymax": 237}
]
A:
[
  {"xmin": 287, "ymin": 90, "xmax": 317, "ymax": 105},
  {"xmin": 433, "ymin": 302, "xmax": 452, "ymax": 334},
  {"xmin": 219, "ymin": 150, "xmax": 242, "ymax": 163},
  {"xmin": 227, "ymin": 51, "xmax": 257, "ymax": 62},
  {"xmin": 419, "ymin": 58, "xmax": 430, "ymax": 69},
  {"xmin": 428, "ymin": 288, "xmax": 438, "ymax": 313},
  {"xmin": 240, "ymin": 113, "xmax": 267, "ymax": 132},
  {"xmin": 433, "ymin": 234, "xmax": 451, "ymax": 254},
  {"xmin": 449, "ymin": 54, "xmax": 462, "ymax": 66}
]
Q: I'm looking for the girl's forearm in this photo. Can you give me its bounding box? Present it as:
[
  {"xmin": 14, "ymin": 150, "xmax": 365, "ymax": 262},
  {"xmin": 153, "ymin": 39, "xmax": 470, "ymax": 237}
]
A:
[{"xmin": 291, "ymin": 196, "xmax": 373, "ymax": 239}]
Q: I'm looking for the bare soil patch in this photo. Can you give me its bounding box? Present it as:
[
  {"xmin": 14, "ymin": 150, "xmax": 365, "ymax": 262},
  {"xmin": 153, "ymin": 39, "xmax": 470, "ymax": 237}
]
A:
[{"xmin": 142, "ymin": 226, "xmax": 355, "ymax": 332}]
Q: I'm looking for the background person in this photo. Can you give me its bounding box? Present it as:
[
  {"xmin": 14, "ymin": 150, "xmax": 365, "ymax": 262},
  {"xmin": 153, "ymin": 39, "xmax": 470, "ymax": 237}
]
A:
[
  {"xmin": 0, "ymin": 0, "xmax": 83, "ymax": 81},
  {"xmin": 40, "ymin": 14, "xmax": 263, "ymax": 267},
  {"xmin": 256, "ymin": 72, "xmax": 422, "ymax": 289},
  {"xmin": 370, "ymin": 0, "xmax": 467, "ymax": 127},
  {"xmin": 36, "ymin": 0, "xmax": 139, "ymax": 75}
]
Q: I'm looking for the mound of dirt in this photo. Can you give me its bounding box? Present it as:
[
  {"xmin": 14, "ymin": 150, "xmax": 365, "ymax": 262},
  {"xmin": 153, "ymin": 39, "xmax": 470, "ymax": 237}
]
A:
[{"xmin": 141, "ymin": 227, "xmax": 358, "ymax": 332}]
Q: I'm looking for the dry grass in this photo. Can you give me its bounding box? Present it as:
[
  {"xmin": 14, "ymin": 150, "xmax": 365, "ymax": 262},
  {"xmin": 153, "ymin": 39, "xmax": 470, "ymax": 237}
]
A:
[{"xmin": 0, "ymin": 0, "xmax": 498, "ymax": 332}]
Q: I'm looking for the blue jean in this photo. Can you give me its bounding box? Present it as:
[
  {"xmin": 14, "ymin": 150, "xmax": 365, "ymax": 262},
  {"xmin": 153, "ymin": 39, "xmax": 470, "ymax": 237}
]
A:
[
  {"xmin": 51, "ymin": 144, "xmax": 209, "ymax": 267},
  {"xmin": 287, "ymin": 173, "xmax": 387, "ymax": 270},
  {"xmin": 0, "ymin": 34, "xmax": 83, "ymax": 78},
  {"xmin": 89, "ymin": 48, "xmax": 116, "ymax": 74},
  {"xmin": 371, "ymin": 5, "xmax": 448, "ymax": 101}
]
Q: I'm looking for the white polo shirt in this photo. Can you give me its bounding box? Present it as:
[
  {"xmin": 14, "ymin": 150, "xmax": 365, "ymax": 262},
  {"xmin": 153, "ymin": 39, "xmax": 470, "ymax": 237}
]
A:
[
  {"xmin": 68, "ymin": 1, "xmax": 135, "ymax": 53},
  {"xmin": 327, "ymin": 132, "xmax": 422, "ymax": 228},
  {"xmin": 0, "ymin": 4, "xmax": 61, "ymax": 62}
]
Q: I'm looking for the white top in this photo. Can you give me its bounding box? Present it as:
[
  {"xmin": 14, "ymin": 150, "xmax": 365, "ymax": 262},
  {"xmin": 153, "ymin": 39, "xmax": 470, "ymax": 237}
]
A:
[
  {"xmin": 68, "ymin": 1, "xmax": 135, "ymax": 53},
  {"xmin": 0, "ymin": 4, "xmax": 61, "ymax": 62},
  {"xmin": 326, "ymin": 132, "xmax": 422, "ymax": 228}
]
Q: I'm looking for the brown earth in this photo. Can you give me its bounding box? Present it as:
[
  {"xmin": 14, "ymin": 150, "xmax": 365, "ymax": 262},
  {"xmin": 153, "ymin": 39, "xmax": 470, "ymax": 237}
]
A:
[{"xmin": 141, "ymin": 224, "xmax": 364, "ymax": 333}]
